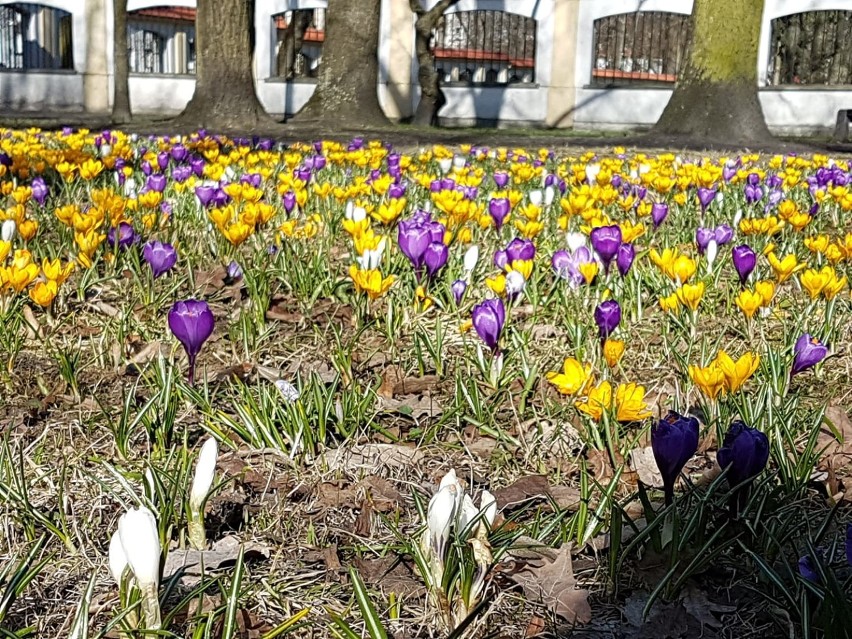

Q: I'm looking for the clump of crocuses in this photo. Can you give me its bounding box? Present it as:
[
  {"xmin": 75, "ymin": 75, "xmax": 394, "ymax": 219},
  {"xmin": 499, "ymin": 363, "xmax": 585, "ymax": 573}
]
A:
[
  {"xmin": 168, "ymin": 300, "xmax": 214, "ymax": 385},
  {"xmin": 651, "ymin": 411, "xmax": 699, "ymax": 505}
]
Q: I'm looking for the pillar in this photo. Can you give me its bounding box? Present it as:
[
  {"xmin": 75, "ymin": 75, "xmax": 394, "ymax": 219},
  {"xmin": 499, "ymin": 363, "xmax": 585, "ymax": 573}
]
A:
[
  {"xmin": 84, "ymin": 0, "xmax": 111, "ymax": 112},
  {"xmin": 546, "ymin": 0, "xmax": 580, "ymax": 128},
  {"xmin": 379, "ymin": 0, "xmax": 414, "ymax": 120}
]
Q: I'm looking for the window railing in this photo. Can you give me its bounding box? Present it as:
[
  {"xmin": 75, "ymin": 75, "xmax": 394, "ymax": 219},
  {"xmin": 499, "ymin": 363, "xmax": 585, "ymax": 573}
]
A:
[
  {"xmin": 272, "ymin": 8, "xmax": 325, "ymax": 79},
  {"xmin": 128, "ymin": 6, "xmax": 196, "ymax": 75},
  {"xmin": 0, "ymin": 3, "xmax": 73, "ymax": 71},
  {"xmin": 768, "ymin": 11, "xmax": 852, "ymax": 86},
  {"xmin": 432, "ymin": 10, "xmax": 536, "ymax": 85},
  {"xmin": 591, "ymin": 11, "xmax": 691, "ymax": 86}
]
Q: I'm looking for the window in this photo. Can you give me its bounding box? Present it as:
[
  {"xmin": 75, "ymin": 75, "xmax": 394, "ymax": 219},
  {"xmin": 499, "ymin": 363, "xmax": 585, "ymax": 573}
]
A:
[
  {"xmin": 432, "ymin": 10, "xmax": 536, "ymax": 86},
  {"xmin": 272, "ymin": 8, "xmax": 325, "ymax": 79},
  {"xmin": 127, "ymin": 6, "xmax": 196, "ymax": 75},
  {"xmin": 768, "ymin": 11, "xmax": 852, "ymax": 86},
  {"xmin": 0, "ymin": 3, "xmax": 74, "ymax": 71},
  {"xmin": 591, "ymin": 12, "xmax": 691, "ymax": 86}
]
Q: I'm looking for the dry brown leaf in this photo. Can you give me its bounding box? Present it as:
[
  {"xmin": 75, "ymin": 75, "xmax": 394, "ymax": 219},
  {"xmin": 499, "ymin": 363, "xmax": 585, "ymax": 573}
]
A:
[
  {"xmin": 586, "ymin": 449, "xmax": 614, "ymax": 484},
  {"xmin": 392, "ymin": 374, "xmax": 440, "ymax": 396},
  {"xmin": 630, "ymin": 446, "xmax": 663, "ymax": 488},
  {"xmin": 320, "ymin": 443, "xmax": 424, "ymax": 473},
  {"xmin": 511, "ymin": 543, "xmax": 591, "ymax": 624},
  {"xmin": 549, "ymin": 485, "xmax": 581, "ymax": 510},
  {"xmin": 163, "ymin": 536, "xmax": 270, "ymax": 585},
  {"xmin": 359, "ymin": 476, "xmax": 402, "ymax": 512},
  {"xmin": 21, "ymin": 305, "xmax": 42, "ymax": 340},
  {"xmin": 680, "ymin": 585, "xmax": 736, "ymax": 631},
  {"xmin": 354, "ymin": 500, "xmax": 374, "ymax": 537},
  {"xmin": 376, "ymin": 394, "xmax": 442, "ymax": 419},
  {"xmin": 213, "ymin": 362, "xmax": 255, "ymax": 382},
  {"xmin": 378, "ymin": 366, "xmax": 403, "ymax": 400},
  {"xmin": 525, "ymin": 615, "xmax": 547, "ymax": 638},
  {"xmin": 493, "ymin": 475, "xmax": 550, "ymax": 510},
  {"xmin": 316, "ymin": 481, "xmax": 358, "ymax": 509},
  {"xmin": 352, "ymin": 555, "xmax": 424, "ymax": 597},
  {"xmin": 821, "ymin": 404, "xmax": 852, "ymax": 458}
]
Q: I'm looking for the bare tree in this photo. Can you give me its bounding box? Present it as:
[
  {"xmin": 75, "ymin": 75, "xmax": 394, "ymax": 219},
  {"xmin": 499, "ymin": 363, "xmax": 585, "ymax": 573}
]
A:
[
  {"xmin": 292, "ymin": 0, "xmax": 387, "ymax": 126},
  {"xmin": 409, "ymin": 0, "xmax": 459, "ymax": 126},
  {"xmin": 112, "ymin": 0, "xmax": 131, "ymax": 124},
  {"xmin": 653, "ymin": 0, "xmax": 771, "ymax": 144},
  {"xmin": 174, "ymin": 0, "xmax": 276, "ymax": 130}
]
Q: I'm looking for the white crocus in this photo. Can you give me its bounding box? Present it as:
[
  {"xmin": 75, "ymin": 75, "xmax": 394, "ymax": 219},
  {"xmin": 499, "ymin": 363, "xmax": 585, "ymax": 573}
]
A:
[
  {"xmin": 438, "ymin": 157, "xmax": 453, "ymax": 174},
  {"xmin": 585, "ymin": 163, "xmax": 601, "ymax": 184},
  {"xmin": 356, "ymin": 237, "xmax": 386, "ymax": 270},
  {"xmin": 108, "ymin": 529, "xmax": 129, "ymax": 586},
  {"xmin": 425, "ymin": 484, "xmax": 457, "ymax": 572},
  {"xmin": 457, "ymin": 494, "xmax": 479, "ymax": 536},
  {"xmin": 733, "ymin": 209, "xmax": 743, "ymax": 228},
  {"xmin": 505, "ymin": 270, "xmax": 526, "ymax": 297},
  {"xmin": 345, "ymin": 201, "xmax": 367, "ymax": 222},
  {"xmin": 566, "ymin": 231, "xmax": 586, "ymax": 252},
  {"xmin": 188, "ymin": 438, "xmax": 218, "ymax": 550},
  {"xmin": 123, "ymin": 176, "xmax": 138, "ymax": 199},
  {"xmin": 438, "ymin": 469, "xmax": 464, "ymax": 513},
  {"xmin": 706, "ymin": 240, "xmax": 718, "ymax": 272},
  {"xmin": 529, "ymin": 190, "xmax": 543, "ymax": 206},
  {"xmin": 452, "ymin": 155, "xmax": 466, "ymax": 170},
  {"xmin": 1, "ymin": 219, "xmax": 16, "ymax": 242},
  {"xmin": 479, "ymin": 490, "xmax": 497, "ymax": 530},
  {"xmin": 275, "ymin": 379, "xmax": 300, "ymax": 402},
  {"xmin": 118, "ymin": 506, "xmax": 161, "ymax": 629},
  {"xmin": 544, "ymin": 185, "xmax": 555, "ymax": 206},
  {"xmin": 463, "ymin": 245, "xmax": 479, "ymax": 279},
  {"xmin": 100, "ymin": 143, "xmax": 112, "ymax": 158}
]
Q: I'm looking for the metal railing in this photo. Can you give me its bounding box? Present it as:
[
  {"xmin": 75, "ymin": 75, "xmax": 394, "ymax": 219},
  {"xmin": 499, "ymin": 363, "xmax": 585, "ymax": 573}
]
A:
[
  {"xmin": 768, "ymin": 10, "xmax": 852, "ymax": 86},
  {"xmin": 591, "ymin": 11, "xmax": 691, "ymax": 86},
  {"xmin": 272, "ymin": 9, "xmax": 325, "ymax": 79},
  {"xmin": 0, "ymin": 3, "xmax": 73, "ymax": 71},
  {"xmin": 431, "ymin": 10, "xmax": 536, "ymax": 85},
  {"xmin": 128, "ymin": 7, "xmax": 196, "ymax": 75}
]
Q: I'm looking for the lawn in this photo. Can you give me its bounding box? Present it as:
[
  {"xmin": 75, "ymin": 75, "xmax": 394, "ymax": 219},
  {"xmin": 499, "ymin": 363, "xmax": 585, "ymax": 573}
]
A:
[{"xmin": 0, "ymin": 128, "xmax": 850, "ymax": 638}]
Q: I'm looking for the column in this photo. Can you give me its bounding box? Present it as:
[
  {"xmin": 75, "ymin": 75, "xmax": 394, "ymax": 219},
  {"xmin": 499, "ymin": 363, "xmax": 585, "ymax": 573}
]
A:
[
  {"xmin": 84, "ymin": 0, "xmax": 111, "ymax": 112},
  {"xmin": 546, "ymin": 0, "xmax": 580, "ymax": 128},
  {"xmin": 379, "ymin": 0, "xmax": 414, "ymax": 120}
]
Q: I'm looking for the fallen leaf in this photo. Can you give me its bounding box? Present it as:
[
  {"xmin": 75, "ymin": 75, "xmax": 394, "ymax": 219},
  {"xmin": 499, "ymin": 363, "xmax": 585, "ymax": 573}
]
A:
[
  {"xmin": 378, "ymin": 366, "xmax": 403, "ymax": 400},
  {"xmin": 21, "ymin": 305, "xmax": 42, "ymax": 340},
  {"xmin": 821, "ymin": 404, "xmax": 852, "ymax": 458},
  {"xmin": 623, "ymin": 591, "xmax": 689, "ymax": 638},
  {"xmin": 316, "ymin": 481, "xmax": 358, "ymax": 509},
  {"xmin": 320, "ymin": 443, "xmax": 424, "ymax": 474},
  {"xmin": 323, "ymin": 544, "xmax": 342, "ymax": 571},
  {"xmin": 680, "ymin": 585, "xmax": 736, "ymax": 631},
  {"xmin": 525, "ymin": 615, "xmax": 547, "ymax": 637},
  {"xmin": 359, "ymin": 476, "xmax": 402, "ymax": 512},
  {"xmin": 352, "ymin": 555, "xmax": 424, "ymax": 598},
  {"xmin": 511, "ymin": 543, "xmax": 591, "ymax": 624},
  {"xmin": 630, "ymin": 447, "xmax": 663, "ymax": 488},
  {"xmin": 549, "ymin": 485, "xmax": 581, "ymax": 510},
  {"xmin": 353, "ymin": 500, "xmax": 374, "ymax": 537},
  {"xmin": 376, "ymin": 394, "xmax": 442, "ymax": 419},
  {"xmin": 493, "ymin": 475, "xmax": 551, "ymax": 510},
  {"xmin": 393, "ymin": 374, "xmax": 440, "ymax": 396},
  {"xmin": 163, "ymin": 536, "xmax": 270, "ymax": 585},
  {"xmin": 213, "ymin": 362, "xmax": 255, "ymax": 382}
]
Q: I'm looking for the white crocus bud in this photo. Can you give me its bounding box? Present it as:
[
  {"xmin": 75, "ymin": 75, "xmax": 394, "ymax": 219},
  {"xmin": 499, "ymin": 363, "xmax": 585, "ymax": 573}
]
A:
[
  {"xmin": 706, "ymin": 239, "xmax": 718, "ymax": 272},
  {"xmin": 438, "ymin": 158, "xmax": 452, "ymax": 174},
  {"xmin": 585, "ymin": 163, "xmax": 601, "ymax": 184},
  {"xmin": 108, "ymin": 529, "xmax": 129, "ymax": 586},
  {"xmin": 425, "ymin": 485, "xmax": 457, "ymax": 568},
  {"xmin": 188, "ymin": 438, "xmax": 218, "ymax": 550},
  {"xmin": 1, "ymin": 219, "xmax": 16, "ymax": 242},
  {"xmin": 356, "ymin": 237, "xmax": 386, "ymax": 270},
  {"xmin": 457, "ymin": 494, "xmax": 479, "ymax": 536},
  {"xmin": 733, "ymin": 209, "xmax": 743, "ymax": 228},
  {"xmin": 463, "ymin": 245, "xmax": 479, "ymax": 278},
  {"xmin": 505, "ymin": 270, "xmax": 526, "ymax": 297},
  {"xmin": 438, "ymin": 469, "xmax": 464, "ymax": 513},
  {"xmin": 529, "ymin": 190, "xmax": 543, "ymax": 206},
  {"xmin": 566, "ymin": 232, "xmax": 586, "ymax": 252},
  {"xmin": 275, "ymin": 379, "xmax": 300, "ymax": 402},
  {"xmin": 123, "ymin": 177, "xmax": 138, "ymax": 199},
  {"xmin": 100, "ymin": 144, "xmax": 112, "ymax": 158},
  {"xmin": 118, "ymin": 506, "xmax": 161, "ymax": 629},
  {"xmin": 480, "ymin": 490, "xmax": 497, "ymax": 530},
  {"xmin": 452, "ymin": 155, "xmax": 466, "ymax": 170},
  {"xmin": 544, "ymin": 185, "xmax": 555, "ymax": 206}
]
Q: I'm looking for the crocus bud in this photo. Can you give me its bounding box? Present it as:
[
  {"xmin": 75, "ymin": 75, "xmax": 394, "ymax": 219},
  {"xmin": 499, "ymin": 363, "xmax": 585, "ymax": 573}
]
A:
[
  {"xmin": 457, "ymin": 494, "xmax": 480, "ymax": 536},
  {"xmin": 706, "ymin": 239, "xmax": 718, "ymax": 271},
  {"xmin": 426, "ymin": 484, "xmax": 457, "ymax": 563},
  {"xmin": 438, "ymin": 158, "xmax": 452, "ymax": 174},
  {"xmin": 544, "ymin": 186, "xmax": 555, "ymax": 206},
  {"xmin": 651, "ymin": 411, "xmax": 699, "ymax": 505},
  {"xmin": 505, "ymin": 270, "xmax": 526, "ymax": 299},
  {"xmin": 463, "ymin": 245, "xmax": 479, "ymax": 277},
  {"xmin": 1, "ymin": 219, "xmax": 16, "ymax": 242},
  {"xmin": 480, "ymin": 489, "xmax": 497, "ymax": 529},
  {"xmin": 188, "ymin": 437, "xmax": 218, "ymax": 549},
  {"xmin": 118, "ymin": 506, "xmax": 161, "ymax": 629},
  {"xmin": 452, "ymin": 279, "xmax": 467, "ymax": 305},
  {"xmin": 108, "ymin": 529, "xmax": 129, "ymax": 585},
  {"xmin": 566, "ymin": 232, "xmax": 586, "ymax": 252},
  {"xmin": 529, "ymin": 190, "xmax": 543, "ymax": 206}
]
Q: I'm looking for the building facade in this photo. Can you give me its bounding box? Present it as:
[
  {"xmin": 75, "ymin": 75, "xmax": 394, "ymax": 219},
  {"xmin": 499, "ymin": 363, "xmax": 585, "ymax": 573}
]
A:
[{"xmin": 1, "ymin": 0, "xmax": 851, "ymax": 135}]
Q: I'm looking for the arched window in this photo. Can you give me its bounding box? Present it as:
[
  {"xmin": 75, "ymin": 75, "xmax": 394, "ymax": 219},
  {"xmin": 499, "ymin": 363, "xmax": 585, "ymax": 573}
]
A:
[
  {"xmin": 127, "ymin": 6, "xmax": 196, "ymax": 75},
  {"xmin": 431, "ymin": 10, "xmax": 536, "ymax": 86},
  {"xmin": 591, "ymin": 12, "xmax": 691, "ymax": 86},
  {"xmin": 272, "ymin": 8, "xmax": 325, "ymax": 79},
  {"xmin": 768, "ymin": 11, "xmax": 852, "ymax": 85},
  {"xmin": 0, "ymin": 3, "xmax": 73, "ymax": 70}
]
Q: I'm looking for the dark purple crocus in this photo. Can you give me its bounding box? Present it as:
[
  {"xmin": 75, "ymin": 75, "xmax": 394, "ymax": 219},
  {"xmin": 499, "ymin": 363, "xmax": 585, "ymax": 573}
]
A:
[
  {"xmin": 651, "ymin": 411, "xmax": 699, "ymax": 504},
  {"xmin": 731, "ymin": 245, "xmax": 756, "ymax": 285},
  {"xmin": 651, "ymin": 203, "xmax": 668, "ymax": 229},
  {"xmin": 424, "ymin": 242, "xmax": 449, "ymax": 279},
  {"xmin": 505, "ymin": 238, "xmax": 535, "ymax": 263},
  {"xmin": 594, "ymin": 300, "xmax": 621, "ymax": 342},
  {"xmin": 168, "ymin": 299, "xmax": 215, "ymax": 385},
  {"xmin": 697, "ymin": 187, "xmax": 716, "ymax": 211},
  {"xmin": 452, "ymin": 280, "xmax": 467, "ymax": 305},
  {"xmin": 142, "ymin": 240, "xmax": 177, "ymax": 278},
  {"xmin": 170, "ymin": 144, "xmax": 188, "ymax": 163},
  {"xmin": 489, "ymin": 198, "xmax": 510, "ymax": 230},
  {"xmin": 590, "ymin": 225, "xmax": 622, "ymax": 273},
  {"xmin": 146, "ymin": 173, "xmax": 167, "ymax": 193},
  {"xmin": 791, "ymin": 334, "xmax": 829, "ymax": 377},
  {"xmin": 717, "ymin": 421, "xmax": 769, "ymax": 516},
  {"xmin": 107, "ymin": 222, "xmax": 138, "ymax": 251},
  {"xmin": 472, "ymin": 298, "xmax": 506, "ymax": 352},
  {"xmin": 696, "ymin": 227, "xmax": 715, "ymax": 254},
  {"xmin": 493, "ymin": 172, "xmax": 509, "ymax": 189},
  {"xmin": 798, "ymin": 555, "xmax": 819, "ymax": 583},
  {"xmin": 398, "ymin": 218, "xmax": 433, "ymax": 275},
  {"xmin": 616, "ymin": 243, "xmax": 635, "ymax": 277},
  {"xmin": 157, "ymin": 151, "xmax": 170, "ymax": 171},
  {"xmin": 744, "ymin": 183, "xmax": 763, "ymax": 204},
  {"xmin": 31, "ymin": 177, "xmax": 48, "ymax": 205}
]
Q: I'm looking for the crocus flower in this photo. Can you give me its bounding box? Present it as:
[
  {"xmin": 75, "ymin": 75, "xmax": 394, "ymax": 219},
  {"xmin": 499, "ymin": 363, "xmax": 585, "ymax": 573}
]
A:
[
  {"xmin": 142, "ymin": 240, "xmax": 177, "ymax": 278},
  {"xmin": 616, "ymin": 243, "xmax": 635, "ymax": 276},
  {"xmin": 791, "ymin": 334, "xmax": 828, "ymax": 376},
  {"xmin": 1, "ymin": 219, "xmax": 16, "ymax": 242},
  {"xmin": 424, "ymin": 242, "xmax": 449, "ymax": 279},
  {"xmin": 168, "ymin": 300, "xmax": 215, "ymax": 385},
  {"xmin": 651, "ymin": 203, "xmax": 668, "ymax": 229},
  {"xmin": 31, "ymin": 176, "xmax": 48, "ymax": 205},
  {"xmin": 188, "ymin": 437, "xmax": 218, "ymax": 550},
  {"xmin": 472, "ymin": 298, "xmax": 505, "ymax": 352},
  {"xmin": 590, "ymin": 225, "xmax": 622, "ymax": 273},
  {"xmin": 717, "ymin": 421, "xmax": 769, "ymax": 516},
  {"xmin": 226, "ymin": 260, "xmax": 243, "ymax": 282},
  {"xmin": 714, "ymin": 224, "xmax": 734, "ymax": 245},
  {"xmin": 463, "ymin": 245, "xmax": 479, "ymax": 277},
  {"xmin": 493, "ymin": 172, "xmax": 509, "ymax": 188},
  {"xmin": 505, "ymin": 238, "xmax": 535, "ymax": 263},
  {"xmin": 452, "ymin": 280, "xmax": 467, "ymax": 305},
  {"xmin": 594, "ymin": 300, "xmax": 621, "ymax": 342},
  {"xmin": 107, "ymin": 222, "xmax": 138, "ymax": 251},
  {"xmin": 732, "ymin": 245, "xmax": 756, "ymax": 284},
  {"xmin": 651, "ymin": 411, "xmax": 699, "ymax": 504},
  {"xmin": 696, "ymin": 227, "xmax": 714, "ymax": 254},
  {"xmin": 697, "ymin": 187, "xmax": 716, "ymax": 211},
  {"xmin": 146, "ymin": 174, "xmax": 167, "ymax": 193},
  {"xmin": 489, "ymin": 197, "xmax": 510, "ymax": 230},
  {"xmin": 798, "ymin": 555, "xmax": 820, "ymax": 583},
  {"xmin": 108, "ymin": 530, "xmax": 128, "ymax": 585},
  {"xmin": 398, "ymin": 218, "xmax": 433, "ymax": 274},
  {"xmin": 118, "ymin": 506, "xmax": 161, "ymax": 629}
]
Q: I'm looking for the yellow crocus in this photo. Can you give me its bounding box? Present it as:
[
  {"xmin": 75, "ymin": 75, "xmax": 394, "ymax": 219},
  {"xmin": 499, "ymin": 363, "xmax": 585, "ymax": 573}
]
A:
[
  {"xmin": 767, "ymin": 252, "xmax": 803, "ymax": 283},
  {"xmin": 575, "ymin": 380, "xmax": 613, "ymax": 422},
  {"xmin": 546, "ymin": 357, "xmax": 594, "ymax": 395},
  {"xmin": 348, "ymin": 265, "xmax": 395, "ymax": 300},
  {"xmin": 676, "ymin": 282, "xmax": 705, "ymax": 311},
  {"xmin": 615, "ymin": 383, "xmax": 653, "ymax": 422},
  {"xmin": 715, "ymin": 351, "xmax": 759, "ymax": 393},
  {"xmin": 754, "ymin": 280, "xmax": 776, "ymax": 306},
  {"xmin": 823, "ymin": 274, "xmax": 847, "ymax": 300},
  {"xmin": 6, "ymin": 263, "xmax": 39, "ymax": 293},
  {"xmin": 603, "ymin": 339, "xmax": 625, "ymax": 368},
  {"xmin": 800, "ymin": 267, "xmax": 832, "ymax": 299},
  {"xmin": 41, "ymin": 258, "xmax": 75, "ymax": 284},
  {"xmin": 689, "ymin": 363, "xmax": 726, "ymax": 401},
  {"xmin": 659, "ymin": 292, "xmax": 680, "ymax": 314},
  {"xmin": 29, "ymin": 279, "xmax": 58, "ymax": 307},
  {"xmin": 735, "ymin": 289, "xmax": 763, "ymax": 319}
]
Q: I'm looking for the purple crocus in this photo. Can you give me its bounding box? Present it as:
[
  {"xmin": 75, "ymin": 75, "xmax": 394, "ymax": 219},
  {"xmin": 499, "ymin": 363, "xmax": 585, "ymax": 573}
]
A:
[
  {"xmin": 168, "ymin": 299, "xmax": 215, "ymax": 385},
  {"xmin": 452, "ymin": 280, "xmax": 467, "ymax": 305},
  {"xmin": 552, "ymin": 246, "xmax": 596, "ymax": 288},
  {"xmin": 616, "ymin": 243, "xmax": 635, "ymax": 277},
  {"xmin": 594, "ymin": 300, "xmax": 621, "ymax": 342},
  {"xmin": 791, "ymin": 334, "xmax": 829, "ymax": 376},
  {"xmin": 652, "ymin": 411, "xmax": 699, "ymax": 504},
  {"xmin": 157, "ymin": 151, "xmax": 170, "ymax": 171},
  {"xmin": 489, "ymin": 197, "xmax": 510, "ymax": 230},
  {"xmin": 31, "ymin": 177, "xmax": 48, "ymax": 205},
  {"xmin": 226, "ymin": 260, "xmax": 243, "ymax": 283},
  {"xmin": 798, "ymin": 555, "xmax": 819, "ymax": 583},
  {"xmin": 472, "ymin": 298, "xmax": 506, "ymax": 352},
  {"xmin": 398, "ymin": 217, "xmax": 433, "ymax": 275},
  {"xmin": 170, "ymin": 144, "xmax": 188, "ymax": 163},
  {"xmin": 424, "ymin": 242, "xmax": 449, "ymax": 279},
  {"xmin": 107, "ymin": 222, "xmax": 138, "ymax": 251},
  {"xmin": 714, "ymin": 224, "xmax": 734, "ymax": 246},
  {"xmin": 493, "ymin": 172, "xmax": 509, "ymax": 189},
  {"xmin": 731, "ymin": 245, "xmax": 756, "ymax": 285},
  {"xmin": 142, "ymin": 240, "xmax": 177, "ymax": 278},
  {"xmin": 696, "ymin": 227, "xmax": 715, "ymax": 254},
  {"xmin": 505, "ymin": 238, "xmax": 535, "ymax": 263},
  {"xmin": 651, "ymin": 203, "xmax": 669, "ymax": 229},
  {"xmin": 590, "ymin": 225, "xmax": 622, "ymax": 273},
  {"xmin": 717, "ymin": 421, "xmax": 769, "ymax": 516},
  {"xmin": 697, "ymin": 187, "xmax": 716, "ymax": 211},
  {"xmin": 282, "ymin": 191, "xmax": 297, "ymax": 214},
  {"xmin": 744, "ymin": 182, "xmax": 763, "ymax": 204},
  {"xmin": 146, "ymin": 173, "xmax": 167, "ymax": 193}
]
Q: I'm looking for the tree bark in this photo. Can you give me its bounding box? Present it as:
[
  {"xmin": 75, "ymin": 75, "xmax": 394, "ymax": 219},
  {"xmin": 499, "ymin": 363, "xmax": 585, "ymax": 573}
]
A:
[
  {"xmin": 652, "ymin": 0, "xmax": 771, "ymax": 144},
  {"xmin": 112, "ymin": 0, "xmax": 131, "ymax": 124},
  {"xmin": 410, "ymin": 0, "xmax": 458, "ymax": 127},
  {"xmin": 292, "ymin": 0, "xmax": 387, "ymax": 127},
  {"xmin": 174, "ymin": 0, "xmax": 277, "ymax": 131}
]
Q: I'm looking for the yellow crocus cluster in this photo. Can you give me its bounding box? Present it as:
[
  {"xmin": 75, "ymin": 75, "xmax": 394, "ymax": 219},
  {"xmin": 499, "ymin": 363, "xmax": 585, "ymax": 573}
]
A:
[
  {"xmin": 575, "ymin": 380, "xmax": 652, "ymax": 423},
  {"xmin": 689, "ymin": 350, "xmax": 760, "ymax": 400}
]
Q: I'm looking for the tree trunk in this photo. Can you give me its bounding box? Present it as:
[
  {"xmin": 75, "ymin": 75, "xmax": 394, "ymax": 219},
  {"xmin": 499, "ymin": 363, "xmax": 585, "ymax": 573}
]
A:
[
  {"xmin": 292, "ymin": 0, "xmax": 387, "ymax": 127},
  {"xmin": 277, "ymin": 10, "xmax": 312, "ymax": 79},
  {"xmin": 652, "ymin": 0, "xmax": 771, "ymax": 144},
  {"xmin": 174, "ymin": 0, "xmax": 277, "ymax": 131},
  {"xmin": 410, "ymin": 0, "xmax": 458, "ymax": 127},
  {"xmin": 112, "ymin": 0, "xmax": 131, "ymax": 124}
]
